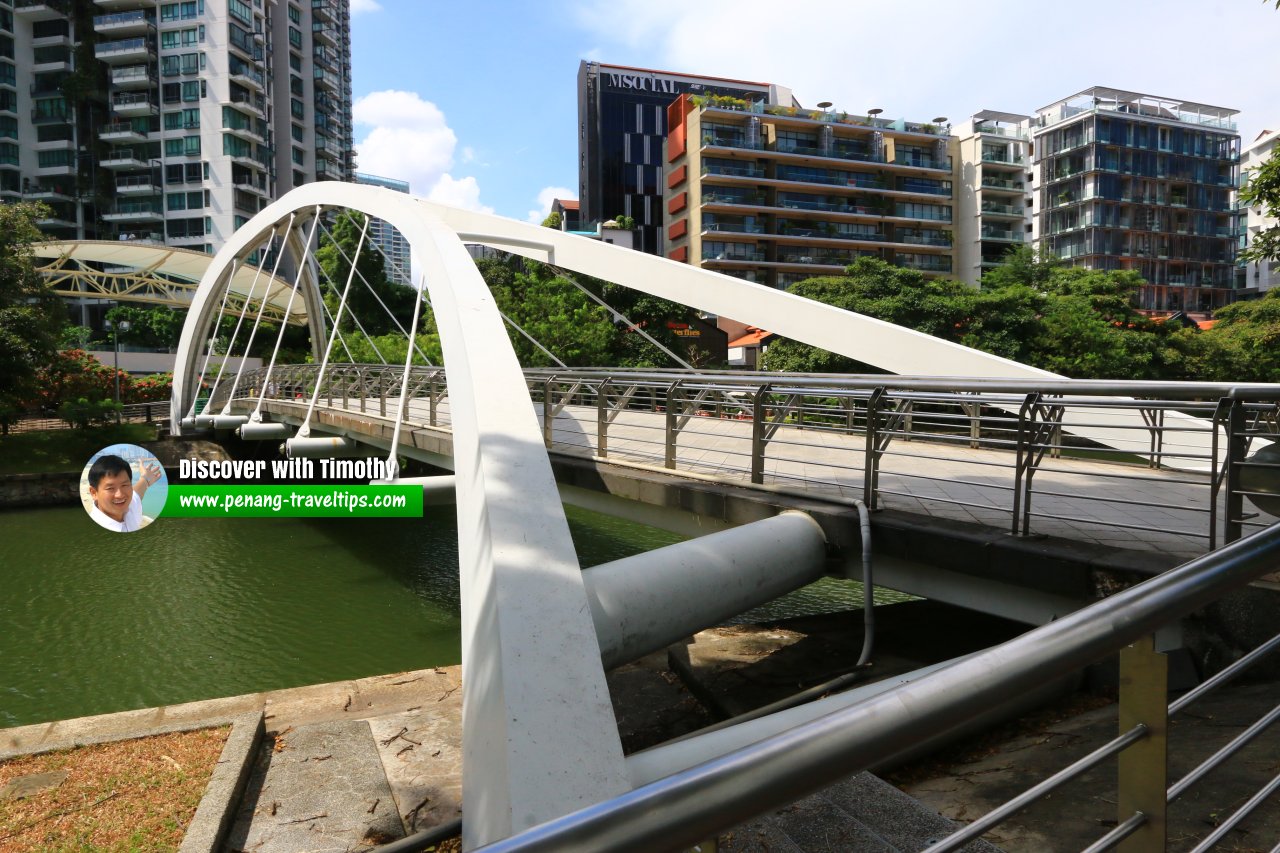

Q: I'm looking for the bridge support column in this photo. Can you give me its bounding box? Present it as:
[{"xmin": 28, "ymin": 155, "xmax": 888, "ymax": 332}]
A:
[{"xmin": 582, "ymin": 511, "xmax": 828, "ymax": 670}]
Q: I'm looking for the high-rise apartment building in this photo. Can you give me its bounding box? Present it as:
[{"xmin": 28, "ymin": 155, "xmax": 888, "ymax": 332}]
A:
[
  {"xmin": 663, "ymin": 95, "xmax": 957, "ymax": 289},
  {"xmin": 578, "ymin": 61, "xmax": 791, "ymax": 255},
  {"xmin": 1032, "ymin": 87, "xmax": 1241, "ymax": 312},
  {"xmin": 951, "ymin": 111, "xmax": 1033, "ymax": 285},
  {"xmin": 1240, "ymin": 127, "xmax": 1279, "ymax": 294},
  {"xmin": 355, "ymin": 171, "xmax": 410, "ymax": 285},
  {"xmin": 9, "ymin": 0, "xmax": 352, "ymax": 254}
]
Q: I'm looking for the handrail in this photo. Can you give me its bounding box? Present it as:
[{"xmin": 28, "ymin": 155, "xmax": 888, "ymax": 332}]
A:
[{"xmin": 473, "ymin": 522, "xmax": 1280, "ymax": 852}]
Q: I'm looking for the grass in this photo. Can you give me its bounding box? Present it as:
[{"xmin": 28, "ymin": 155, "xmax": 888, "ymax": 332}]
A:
[
  {"xmin": 0, "ymin": 726, "xmax": 229, "ymax": 852},
  {"xmin": 0, "ymin": 425, "xmax": 158, "ymax": 475}
]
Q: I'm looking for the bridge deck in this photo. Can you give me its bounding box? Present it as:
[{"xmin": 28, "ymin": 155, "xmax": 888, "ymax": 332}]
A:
[{"xmin": 242, "ymin": 394, "xmax": 1272, "ymax": 568}]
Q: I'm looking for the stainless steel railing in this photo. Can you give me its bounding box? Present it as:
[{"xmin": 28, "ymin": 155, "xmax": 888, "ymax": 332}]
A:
[
  {"xmin": 208, "ymin": 365, "xmax": 1280, "ymax": 553},
  {"xmin": 468, "ymin": 522, "xmax": 1280, "ymax": 853}
]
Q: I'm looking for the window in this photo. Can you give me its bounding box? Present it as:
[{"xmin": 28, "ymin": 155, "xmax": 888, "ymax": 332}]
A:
[
  {"xmin": 181, "ymin": 80, "xmax": 203, "ymax": 101},
  {"xmin": 166, "ymin": 190, "xmax": 204, "ymax": 211},
  {"xmin": 228, "ymin": 0, "xmax": 252, "ymax": 25},
  {"xmin": 163, "ymin": 107, "xmax": 199, "ymax": 129},
  {"xmin": 160, "ymin": 2, "xmax": 200, "ymax": 21},
  {"xmin": 223, "ymin": 134, "xmax": 252, "ymax": 158},
  {"xmin": 290, "ymin": 98, "xmax": 304, "ymax": 119},
  {"xmin": 37, "ymin": 149, "xmax": 74, "ymax": 168},
  {"xmin": 291, "ymin": 146, "xmax": 304, "ymax": 165},
  {"xmin": 288, "ymin": 53, "xmax": 301, "ymax": 72},
  {"xmin": 288, "ymin": 26, "xmax": 301, "ymax": 48},
  {"xmin": 287, "ymin": 4, "xmax": 300, "ymax": 23},
  {"xmin": 0, "ymin": 115, "xmax": 16, "ymax": 139},
  {"xmin": 166, "ymin": 217, "xmax": 206, "ymax": 239},
  {"xmin": 162, "ymin": 83, "xmax": 181, "ymax": 103},
  {"xmin": 290, "ymin": 122, "xmax": 304, "ymax": 142}
]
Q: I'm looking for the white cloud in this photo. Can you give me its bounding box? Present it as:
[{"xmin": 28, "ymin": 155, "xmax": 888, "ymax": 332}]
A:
[
  {"xmin": 350, "ymin": 0, "xmax": 381, "ymax": 14},
  {"xmin": 353, "ymin": 90, "xmax": 490, "ymax": 212},
  {"xmin": 429, "ymin": 175, "xmax": 493, "ymax": 214},
  {"xmin": 527, "ymin": 185, "xmax": 576, "ymax": 224}
]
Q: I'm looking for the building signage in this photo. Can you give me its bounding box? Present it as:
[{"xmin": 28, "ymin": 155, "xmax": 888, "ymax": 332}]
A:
[{"xmin": 605, "ymin": 72, "xmax": 683, "ymax": 94}]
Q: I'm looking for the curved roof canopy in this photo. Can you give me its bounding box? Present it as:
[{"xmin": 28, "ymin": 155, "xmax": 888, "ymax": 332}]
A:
[{"xmin": 33, "ymin": 240, "xmax": 307, "ymax": 324}]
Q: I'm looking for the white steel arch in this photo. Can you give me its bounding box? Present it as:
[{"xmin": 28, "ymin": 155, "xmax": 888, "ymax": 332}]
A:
[{"xmin": 171, "ymin": 182, "xmax": 1226, "ymax": 848}]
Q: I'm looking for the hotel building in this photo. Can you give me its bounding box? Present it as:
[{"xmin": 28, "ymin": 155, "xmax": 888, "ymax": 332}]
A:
[
  {"xmin": 1032, "ymin": 87, "xmax": 1241, "ymax": 312},
  {"xmin": 662, "ymin": 95, "xmax": 957, "ymax": 289},
  {"xmin": 577, "ymin": 61, "xmax": 791, "ymax": 255},
  {"xmin": 9, "ymin": 0, "xmax": 352, "ymax": 253}
]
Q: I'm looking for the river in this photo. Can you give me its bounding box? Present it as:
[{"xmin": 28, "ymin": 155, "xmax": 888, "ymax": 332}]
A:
[{"xmin": 0, "ymin": 503, "xmax": 887, "ymax": 729}]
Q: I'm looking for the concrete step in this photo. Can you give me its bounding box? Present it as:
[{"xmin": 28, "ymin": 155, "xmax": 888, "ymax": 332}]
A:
[
  {"xmin": 222, "ymin": 719, "xmax": 407, "ymax": 852},
  {"xmin": 722, "ymin": 771, "xmax": 1001, "ymax": 853}
]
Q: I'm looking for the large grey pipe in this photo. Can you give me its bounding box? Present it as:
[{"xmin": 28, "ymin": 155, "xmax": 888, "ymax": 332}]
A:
[{"xmin": 583, "ymin": 511, "xmax": 828, "ymax": 670}]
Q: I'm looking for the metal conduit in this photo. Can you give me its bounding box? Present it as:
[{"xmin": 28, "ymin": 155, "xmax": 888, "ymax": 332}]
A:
[{"xmin": 472, "ymin": 523, "xmax": 1280, "ymax": 853}]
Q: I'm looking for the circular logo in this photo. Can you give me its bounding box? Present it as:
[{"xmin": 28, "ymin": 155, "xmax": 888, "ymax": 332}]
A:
[{"xmin": 81, "ymin": 444, "xmax": 168, "ymax": 533}]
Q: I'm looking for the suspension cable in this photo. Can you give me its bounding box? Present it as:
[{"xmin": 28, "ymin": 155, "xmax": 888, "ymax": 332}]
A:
[
  {"xmin": 383, "ymin": 270, "xmax": 429, "ymax": 482},
  {"xmin": 317, "ymin": 217, "xmax": 434, "ymax": 365},
  {"xmin": 217, "ymin": 221, "xmax": 291, "ymax": 413},
  {"xmin": 252, "ymin": 206, "xmax": 324, "ymax": 421},
  {"xmin": 314, "ymin": 256, "xmax": 387, "ymax": 364},
  {"xmin": 186, "ymin": 258, "xmax": 239, "ymax": 419},
  {"xmin": 297, "ymin": 216, "xmax": 370, "ymax": 437},
  {"xmin": 199, "ymin": 240, "xmax": 275, "ymax": 415}
]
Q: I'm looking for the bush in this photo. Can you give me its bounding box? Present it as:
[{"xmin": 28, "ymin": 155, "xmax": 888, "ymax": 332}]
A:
[{"xmin": 58, "ymin": 397, "xmax": 122, "ymax": 429}]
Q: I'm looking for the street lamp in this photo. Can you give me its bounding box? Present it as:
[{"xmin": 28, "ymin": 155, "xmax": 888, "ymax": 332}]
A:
[{"xmin": 104, "ymin": 316, "xmax": 131, "ymax": 421}]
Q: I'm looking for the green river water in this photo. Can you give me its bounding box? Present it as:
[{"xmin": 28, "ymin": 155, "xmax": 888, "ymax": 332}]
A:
[{"xmin": 0, "ymin": 504, "xmax": 877, "ymax": 729}]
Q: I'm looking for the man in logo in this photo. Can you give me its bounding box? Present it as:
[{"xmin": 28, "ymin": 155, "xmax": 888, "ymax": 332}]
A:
[{"xmin": 87, "ymin": 454, "xmax": 161, "ymax": 532}]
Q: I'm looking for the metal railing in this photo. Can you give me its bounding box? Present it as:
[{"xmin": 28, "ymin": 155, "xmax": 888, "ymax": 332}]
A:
[
  {"xmin": 210, "ymin": 366, "xmax": 1280, "ymax": 553},
  {"xmin": 469, "ymin": 521, "xmax": 1280, "ymax": 852}
]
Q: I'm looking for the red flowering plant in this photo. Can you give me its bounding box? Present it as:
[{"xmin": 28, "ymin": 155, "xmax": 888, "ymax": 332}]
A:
[{"xmin": 31, "ymin": 350, "xmax": 125, "ymax": 413}]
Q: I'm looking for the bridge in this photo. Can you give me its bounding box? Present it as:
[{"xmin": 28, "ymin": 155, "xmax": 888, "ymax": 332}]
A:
[{"xmin": 167, "ymin": 183, "xmax": 1280, "ymax": 851}]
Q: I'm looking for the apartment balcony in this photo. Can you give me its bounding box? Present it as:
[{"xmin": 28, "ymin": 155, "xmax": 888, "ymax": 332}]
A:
[
  {"xmin": 313, "ymin": 45, "xmax": 338, "ymax": 71},
  {"xmin": 232, "ymin": 176, "xmax": 268, "ymax": 195},
  {"xmin": 110, "ymin": 64, "xmax": 155, "ymax": 89},
  {"xmin": 102, "ymin": 199, "xmax": 162, "ymax": 222},
  {"xmin": 114, "ymin": 230, "xmax": 165, "ymax": 244},
  {"xmin": 95, "ymin": 36, "xmax": 154, "ymax": 64},
  {"xmin": 312, "ymin": 0, "xmax": 337, "ymax": 22},
  {"xmin": 94, "ymin": 0, "xmax": 153, "ymax": 10},
  {"xmin": 23, "ymin": 185, "xmax": 75, "ymax": 202},
  {"xmin": 111, "ymin": 91, "xmax": 156, "ymax": 117},
  {"xmin": 775, "ymin": 249, "xmax": 862, "ymax": 267},
  {"xmin": 167, "ymin": 232, "xmax": 207, "ymax": 246},
  {"xmin": 980, "ymin": 152, "xmax": 1025, "ymax": 169},
  {"xmin": 93, "ymin": 9, "xmax": 152, "ymax": 36},
  {"xmin": 228, "ymin": 92, "xmax": 266, "ymax": 119},
  {"xmin": 312, "ymin": 21, "xmax": 338, "ymax": 46},
  {"xmin": 981, "ymin": 201, "xmax": 1024, "ymax": 219},
  {"xmin": 981, "ymin": 226, "xmax": 1022, "ymax": 242},
  {"xmin": 313, "ymin": 68, "xmax": 340, "ymax": 93},
  {"xmin": 701, "ymin": 222, "xmax": 765, "ymax": 235},
  {"xmin": 702, "ymin": 248, "xmax": 765, "ymax": 263},
  {"xmin": 115, "ymin": 174, "xmax": 159, "ymax": 194},
  {"xmin": 229, "ymin": 65, "xmax": 265, "ymax": 91},
  {"xmin": 896, "ymin": 233, "xmax": 952, "ymax": 248},
  {"xmin": 14, "ymin": 0, "xmax": 71, "ymax": 21},
  {"xmin": 892, "ymin": 153, "xmax": 948, "ymax": 171},
  {"xmin": 35, "ymin": 159, "xmax": 75, "ymax": 177},
  {"xmin": 31, "ymin": 30, "xmax": 71, "ymax": 48},
  {"xmin": 314, "ymin": 137, "xmax": 342, "ymax": 160},
  {"xmin": 99, "ymin": 121, "xmax": 147, "ymax": 143},
  {"xmin": 100, "ymin": 148, "xmax": 148, "ymax": 169},
  {"xmin": 896, "ymin": 256, "xmax": 953, "ymax": 273},
  {"xmin": 32, "ymin": 52, "xmax": 72, "ymax": 73},
  {"xmin": 34, "ymin": 135, "xmax": 74, "ymax": 153},
  {"xmin": 979, "ymin": 176, "xmax": 1025, "ymax": 194},
  {"xmin": 36, "ymin": 211, "xmax": 77, "ymax": 229}
]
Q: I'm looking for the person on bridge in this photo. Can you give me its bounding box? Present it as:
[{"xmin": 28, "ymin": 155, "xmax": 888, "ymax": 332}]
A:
[{"xmin": 86, "ymin": 454, "xmax": 161, "ymax": 533}]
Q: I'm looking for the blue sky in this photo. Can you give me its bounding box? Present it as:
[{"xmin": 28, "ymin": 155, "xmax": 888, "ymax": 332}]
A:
[{"xmin": 349, "ymin": 0, "xmax": 1278, "ymax": 224}]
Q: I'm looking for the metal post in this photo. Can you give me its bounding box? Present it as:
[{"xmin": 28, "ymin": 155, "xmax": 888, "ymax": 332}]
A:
[
  {"xmin": 1011, "ymin": 393, "xmax": 1038, "ymax": 536},
  {"xmin": 1224, "ymin": 399, "xmax": 1247, "ymax": 544},
  {"xmin": 863, "ymin": 387, "xmax": 885, "ymax": 509},
  {"xmin": 750, "ymin": 384, "xmax": 770, "ymax": 485},
  {"xmin": 664, "ymin": 380, "xmax": 682, "ymax": 469},
  {"xmin": 379, "ymin": 370, "xmax": 387, "ymax": 418},
  {"xmin": 597, "ymin": 378, "xmax": 610, "ymax": 458},
  {"xmin": 1117, "ymin": 634, "xmax": 1167, "ymax": 853},
  {"xmin": 542, "ymin": 376, "xmax": 555, "ymax": 448}
]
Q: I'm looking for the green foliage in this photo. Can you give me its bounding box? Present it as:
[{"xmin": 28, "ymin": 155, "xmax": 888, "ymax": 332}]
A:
[
  {"xmin": 0, "ymin": 202, "xmax": 66, "ymax": 418},
  {"xmin": 337, "ymin": 332, "xmax": 441, "ymax": 366},
  {"xmin": 105, "ymin": 305, "xmax": 186, "ymax": 350},
  {"xmin": 1240, "ymin": 148, "xmax": 1280, "ymax": 265},
  {"xmin": 978, "ymin": 244, "xmax": 1062, "ymax": 291},
  {"xmin": 762, "ymin": 257, "xmax": 1181, "ymax": 380},
  {"xmin": 612, "ymin": 214, "xmax": 636, "ymax": 230},
  {"xmin": 541, "ymin": 211, "xmax": 562, "ymax": 229},
  {"xmin": 33, "ymin": 349, "xmax": 123, "ymax": 411},
  {"xmin": 57, "ymin": 397, "xmax": 123, "ymax": 429},
  {"xmin": 0, "ymin": 423, "xmax": 157, "ymax": 473},
  {"xmin": 317, "ymin": 211, "xmax": 416, "ymax": 336},
  {"xmin": 59, "ymin": 325, "xmax": 94, "ymax": 350},
  {"xmin": 1175, "ymin": 289, "xmax": 1280, "ymax": 382}
]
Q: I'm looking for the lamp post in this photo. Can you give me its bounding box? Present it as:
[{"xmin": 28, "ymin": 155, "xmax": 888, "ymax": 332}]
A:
[{"xmin": 104, "ymin": 316, "xmax": 131, "ymax": 421}]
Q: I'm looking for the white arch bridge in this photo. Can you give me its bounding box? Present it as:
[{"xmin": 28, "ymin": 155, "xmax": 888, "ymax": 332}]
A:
[{"xmin": 170, "ymin": 183, "xmax": 1280, "ymax": 852}]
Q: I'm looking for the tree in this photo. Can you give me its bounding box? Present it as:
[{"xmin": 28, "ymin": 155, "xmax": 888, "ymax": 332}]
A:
[
  {"xmin": 979, "ymin": 244, "xmax": 1062, "ymax": 291},
  {"xmin": 541, "ymin": 211, "xmax": 562, "ymax": 229},
  {"xmin": 0, "ymin": 202, "xmax": 65, "ymax": 428},
  {"xmin": 105, "ymin": 305, "xmax": 186, "ymax": 350},
  {"xmin": 1174, "ymin": 289, "xmax": 1280, "ymax": 382},
  {"xmin": 316, "ymin": 211, "xmax": 416, "ymax": 336},
  {"xmin": 1240, "ymin": 147, "xmax": 1280, "ymax": 265}
]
